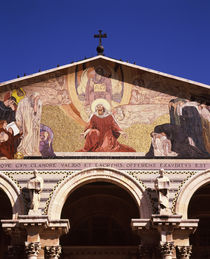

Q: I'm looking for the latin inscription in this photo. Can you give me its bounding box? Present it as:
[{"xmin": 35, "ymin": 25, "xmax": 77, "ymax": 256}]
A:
[{"xmin": 0, "ymin": 161, "xmax": 208, "ymax": 171}]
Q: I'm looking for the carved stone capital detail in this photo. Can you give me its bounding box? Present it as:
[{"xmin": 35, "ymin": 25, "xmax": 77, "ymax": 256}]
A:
[
  {"xmin": 176, "ymin": 245, "xmax": 192, "ymax": 258},
  {"xmin": 45, "ymin": 246, "xmax": 62, "ymax": 258},
  {"xmin": 25, "ymin": 242, "xmax": 41, "ymax": 256},
  {"xmin": 160, "ymin": 242, "xmax": 175, "ymax": 256}
]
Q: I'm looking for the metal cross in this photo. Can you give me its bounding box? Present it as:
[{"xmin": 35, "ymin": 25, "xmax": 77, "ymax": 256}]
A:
[{"xmin": 94, "ymin": 30, "xmax": 107, "ymax": 46}]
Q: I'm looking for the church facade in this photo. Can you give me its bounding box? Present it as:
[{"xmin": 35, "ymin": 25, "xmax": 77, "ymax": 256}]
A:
[{"xmin": 0, "ymin": 55, "xmax": 209, "ymax": 259}]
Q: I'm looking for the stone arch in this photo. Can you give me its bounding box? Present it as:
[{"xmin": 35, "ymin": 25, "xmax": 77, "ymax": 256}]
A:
[
  {"xmin": 0, "ymin": 172, "xmax": 24, "ymax": 218},
  {"xmin": 175, "ymin": 169, "xmax": 210, "ymax": 219},
  {"xmin": 48, "ymin": 168, "xmax": 152, "ymax": 220}
]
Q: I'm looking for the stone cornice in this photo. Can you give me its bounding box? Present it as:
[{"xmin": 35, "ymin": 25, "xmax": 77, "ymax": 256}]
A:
[
  {"xmin": 131, "ymin": 216, "xmax": 198, "ymax": 234},
  {"xmin": 2, "ymin": 215, "xmax": 70, "ymax": 236}
]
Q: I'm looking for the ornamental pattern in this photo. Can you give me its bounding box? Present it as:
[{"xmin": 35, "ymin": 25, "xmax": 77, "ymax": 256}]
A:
[
  {"xmin": 160, "ymin": 242, "xmax": 175, "ymax": 256},
  {"xmin": 25, "ymin": 242, "xmax": 41, "ymax": 256},
  {"xmin": 176, "ymin": 245, "xmax": 192, "ymax": 258},
  {"xmin": 45, "ymin": 245, "xmax": 62, "ymax": 258}
]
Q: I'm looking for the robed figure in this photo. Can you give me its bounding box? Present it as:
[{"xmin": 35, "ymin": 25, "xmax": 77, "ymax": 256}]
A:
[
  {"xmin": 27, "ymin": 170, "xmax": 43, "ymax": 215},
  {"xmin": 16, "ymin": 92, "xmax": 42, "ymax": 157},
  {"xmin": 84, "ymin": 67, "xmax": 112, "ymax": 106},
  {"xmin": 155, "ymin": 169, "xmax": 171, "ymax": 215},
  {"xmin": 79, "ymin": 99, "xmax": 135, "ymax": 152}
]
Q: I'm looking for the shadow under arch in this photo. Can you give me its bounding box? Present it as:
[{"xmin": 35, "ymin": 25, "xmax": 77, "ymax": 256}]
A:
[
  {"xmin": 61, "ymin": 181, "xmax": 141, "ymax": 246},
  {"xmin": 48, "ymin": 167, "xmax": 152, "ymax": 220},
  {"xmin": 0, "ymin": 188, "xmax": 13, "ymax": 259},
  {"xmin": 0, "ymin": 172, "xmax": 24, "ymax": 218},
  {"xmin": 175, "ymin": 169, "xmax": 210, "ymax": 219}
]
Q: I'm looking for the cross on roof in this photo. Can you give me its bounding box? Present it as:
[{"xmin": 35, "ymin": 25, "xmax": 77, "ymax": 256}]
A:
[
  {"xmin": 94, "ymin": 30, "xmax": 107, "ymax": 55},
  {"xmin": 94, "ymin": 30, "xmax": 107, "ymax": 46}
]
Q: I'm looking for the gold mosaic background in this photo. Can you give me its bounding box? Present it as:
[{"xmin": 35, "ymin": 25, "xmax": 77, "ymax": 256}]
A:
[
  {"xmin": 41, "ymin": 105, "xmax": 84, "ymax": 152},
  {"xmin": 41, "ymin": 105, "xmax": 169, "ymax": 153},
  {"xmin": 119, "ymin": 113, "xmax": 170, "ymax": 153}
]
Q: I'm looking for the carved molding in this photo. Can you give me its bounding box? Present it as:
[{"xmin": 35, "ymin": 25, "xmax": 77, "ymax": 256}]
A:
[
  {"xmin": 176, "ymin": 245, "xmax": 192, "ymax": 258},
  {"xmin": 175, "ymin": 169, "xmax": 210, "ymax": 218},
  {"xmin": 160, "ymin": 242, "xmax": 175, "ymax": 256},
  {"xmin": 45, "ymin": 246, "xmax": 62, "ymax": 258},
  {"xmin": 25, "ymin": 242, "xmax": 41, "ymax": 256},
  {"xmin": 0, "ymin": 172, "xmax": 24, "ymax": 216}
]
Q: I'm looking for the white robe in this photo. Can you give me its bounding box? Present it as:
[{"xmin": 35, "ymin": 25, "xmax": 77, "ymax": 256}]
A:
[{"xmin": 16, "ymin": 96, "xmax": 42, "ymax": 156}]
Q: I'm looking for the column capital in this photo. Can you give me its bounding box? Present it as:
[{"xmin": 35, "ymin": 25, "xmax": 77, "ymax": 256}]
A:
[
  {"xmin": 176, "ymin": 245, "xmax": 192, "ymax": 258},
  {"xmin": 25, "ymin": 242, "xmax": 41, "ymax": 257},
  {"xmin": 45, "ymin": 245, "xmax": 62, "ymax": 258},
  {"xmin": 160, "ymin": 241, "xmax": 175, "ymax": 256}
]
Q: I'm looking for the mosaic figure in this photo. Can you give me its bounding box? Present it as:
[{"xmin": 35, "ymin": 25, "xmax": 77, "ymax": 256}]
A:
[
  {"xmin": 78, "ymin": 99, "xmax": 135, "ymax": 152},
  {"xmin": 16, "ymin": 92, "xmax": 42, "ymax": 156}
]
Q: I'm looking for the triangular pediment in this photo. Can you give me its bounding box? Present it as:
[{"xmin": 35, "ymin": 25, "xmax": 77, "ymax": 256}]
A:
[
  {"xmin": 0, "ymin": 55, "xmax": 209, "ymax": 159},
  {"xmin": 1, "ymin": 55, "xmax": 210, "ymax": 92}
]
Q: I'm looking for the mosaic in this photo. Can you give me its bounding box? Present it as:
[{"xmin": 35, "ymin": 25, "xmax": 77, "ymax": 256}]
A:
[{"xmin": 0, "ymin": 60, "xmax": 209, "ymax": 159}]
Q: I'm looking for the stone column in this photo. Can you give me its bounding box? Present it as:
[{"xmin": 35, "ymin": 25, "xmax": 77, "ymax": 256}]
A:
[
  {"xmin": 138, "ymin": 244, "xmax": 153, "ymax": 259},
  {"xmin": 25, "ymin": 242, "xmax": 41, "ymax": 259},
  {"xmin": 176, "ymin": 245, "xmax": 192, "ymax": 259},
  {"xmin": 45, "ymin": 246, "xmax": 62, "ymax": 259},
  {"xmin": 160, "ymin": 242, "xmax": 175, "ymax": 259}
]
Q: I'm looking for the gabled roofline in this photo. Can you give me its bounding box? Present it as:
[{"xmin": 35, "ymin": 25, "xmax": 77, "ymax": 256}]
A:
[{"xmin": 0, "ymin": 55, "xmax": 209, "ymax": 90}]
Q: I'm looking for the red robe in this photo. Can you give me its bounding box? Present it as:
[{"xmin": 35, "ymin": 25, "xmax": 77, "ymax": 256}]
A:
[
  {"xmin": 0, "ymin": 129, "xmax": 21, "ymax": 159},
  {"xmin": 79, "ymin": 114, "xmax": 135, "ymax": 152}
]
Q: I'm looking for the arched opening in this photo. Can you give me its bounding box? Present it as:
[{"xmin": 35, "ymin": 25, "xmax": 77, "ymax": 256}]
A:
[
  {"xmin": 188, "ymin": 183, "xmax": 210, "ymax": 258},
  {"xmin": 60, "ymin": 182, "xmax": 140, "ymax": 259},
  {"xmin": 0, "ymin": 188, "xmax": 12, "ymax": 259},
  {"xmin": 48, "ymin": 168, "xmax": 151, "ymax": 220}
]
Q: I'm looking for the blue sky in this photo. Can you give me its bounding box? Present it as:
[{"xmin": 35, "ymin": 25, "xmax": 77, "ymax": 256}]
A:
[{"xmin": 0, "ymin": 0, "xmax": 210, "ymax": 84}]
